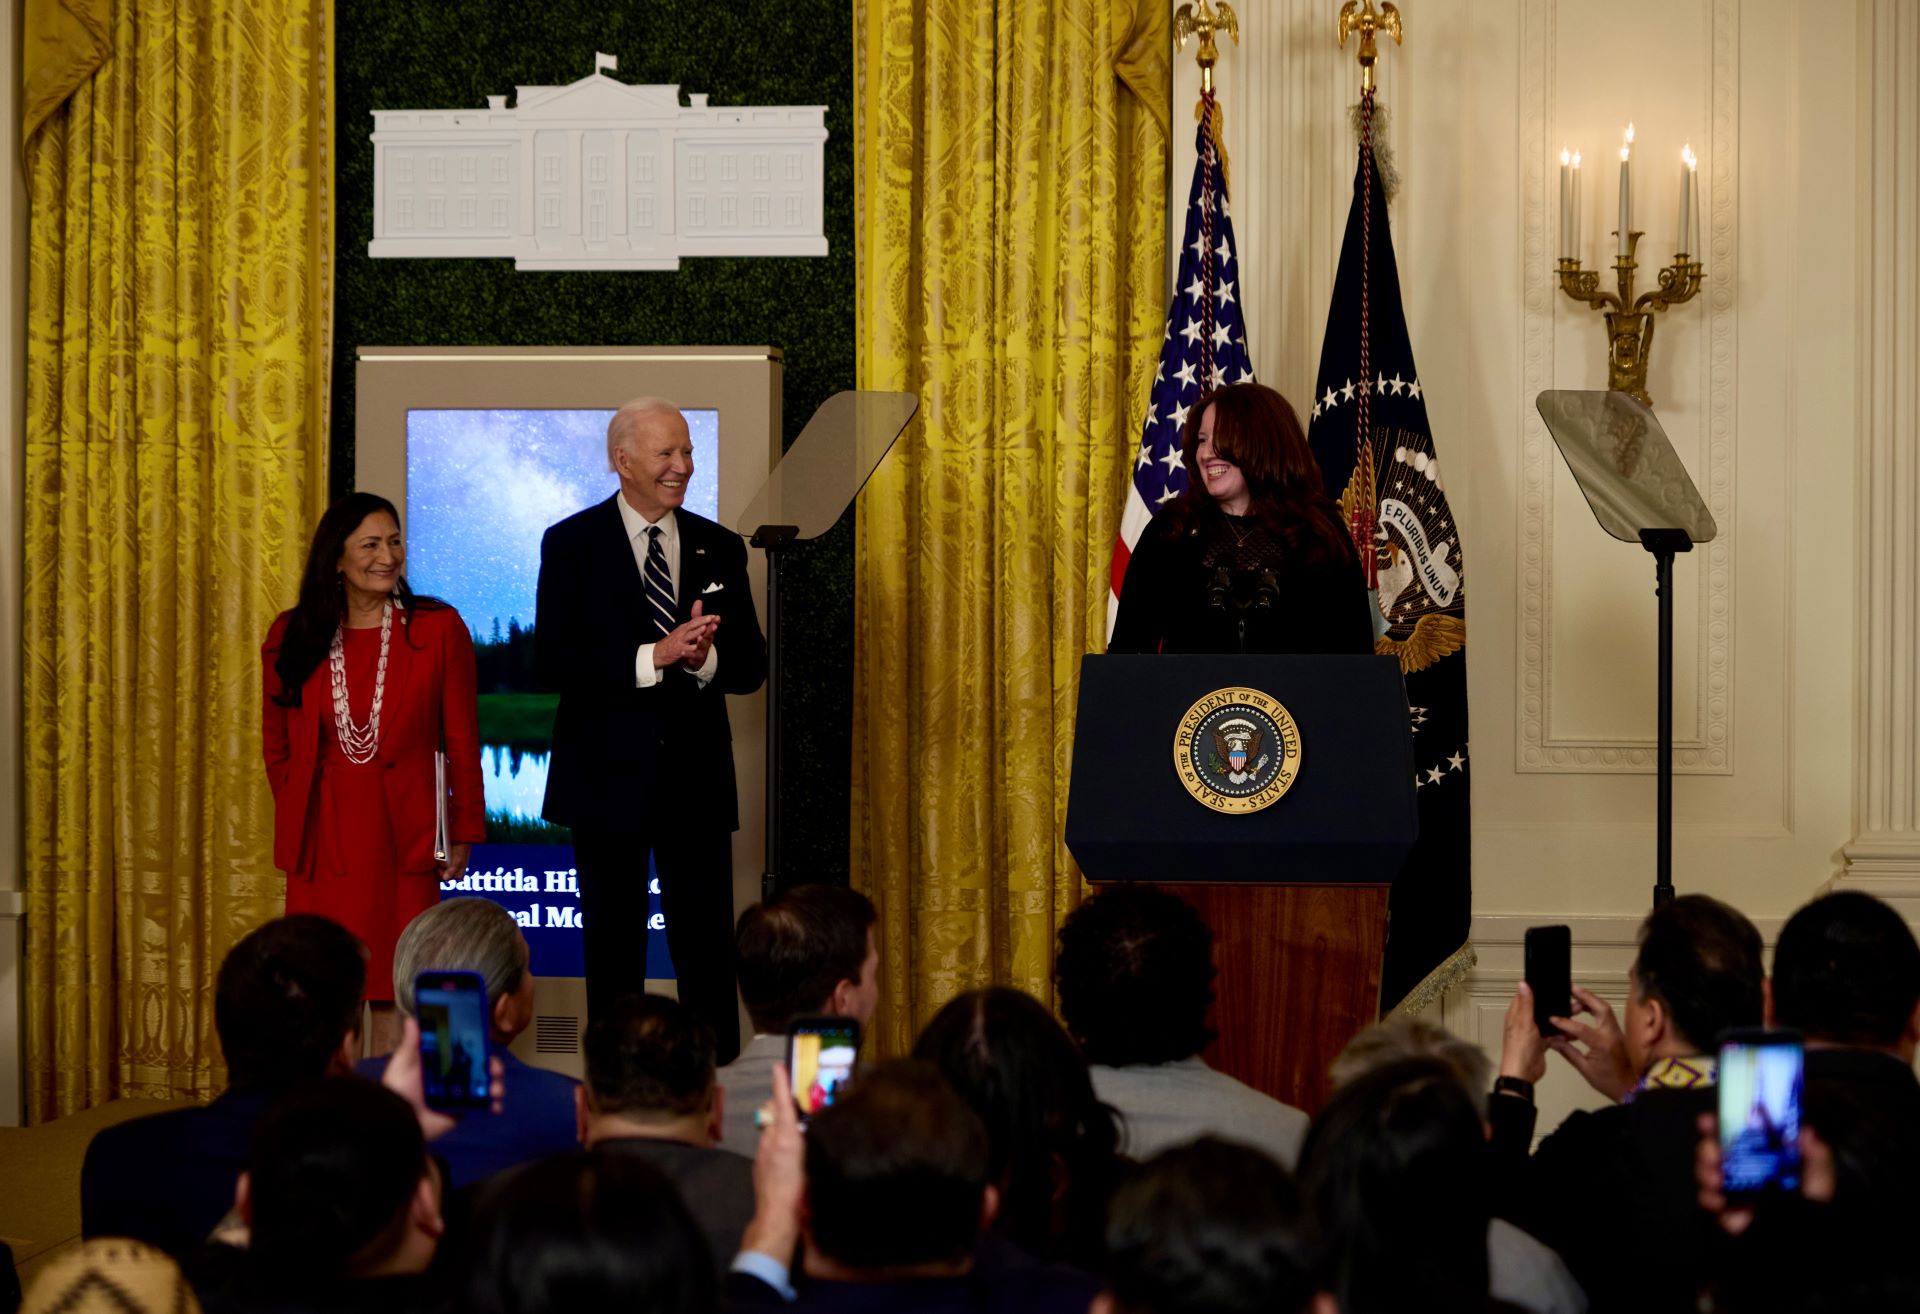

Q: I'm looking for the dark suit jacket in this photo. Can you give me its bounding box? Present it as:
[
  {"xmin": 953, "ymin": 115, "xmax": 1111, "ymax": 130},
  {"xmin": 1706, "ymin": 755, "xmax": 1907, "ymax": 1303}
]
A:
[
  {"xmin": 357, "ymin": 1050, "xmax": 580, "ymax": 1189},
  {"xmin": 1491, "ymin": 1085, "xmax": 1718, "ymax": 1314},
  {"xmin": 535, "ymin": 498, "xmax": 766, "ymax": 832},
  {"xmin": 81, "ymin": 1088, "xmax": 273, "ymax": 1256},
  {"xmin": 597, "ymin": 1136, "xmax": 756, "ymax": 1281},
  {"xmin": 1802, "ymin": 1045, "xmax": 1920, "ymax": 1212}
]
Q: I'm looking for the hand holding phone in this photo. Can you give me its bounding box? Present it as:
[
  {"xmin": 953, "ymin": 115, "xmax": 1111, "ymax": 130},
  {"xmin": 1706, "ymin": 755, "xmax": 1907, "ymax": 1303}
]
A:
[
  {"xmin": 786, "ymin": 1015, "xmax": 860, "ymax": 1123},
  {"xmin": 1718, "ymin": 1028, "xmax": 1804, "ymax": 1202},
  {"xmin": 414, "ymin": 970, "xmax": 493, "ymax": 1112}
]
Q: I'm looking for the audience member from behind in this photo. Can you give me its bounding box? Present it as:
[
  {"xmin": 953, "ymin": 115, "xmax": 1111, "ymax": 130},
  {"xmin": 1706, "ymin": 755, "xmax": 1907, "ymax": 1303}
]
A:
[
  {"xmin": 1492, "ymin": 893, "xmax": 1763, "ymax": 1312},
  {"xmin": 1055, "ymin": 884, "xmax": 1309, "ymax": 1165},
  {"xmin": 731, "ymin": 1059, "xmax": 1095, "ymax": 1312},
  {"xmin": 1330, "ymin": 1021, "xmax": 1586, "ymax": 1314},
  {"xmin": 22, "ymin": 1240, "xmax": 202, "ymax": 1314},
  {"xmin": 579, "ymin": 993, "xmax": 754, "ymax": 1282},
  {"xmin": 1770, "ymin": 890, "xmax": 1920, "ymax": 1210},
  {"xmin": 721, "ymin": 884, "xmax": 878, "ymax": 1155},
  {"xmin": 358, "ymin": 898, "xmax": 577, "ymax": 1187},
  {"xmin": 1099, "ymin": 1137, "xmax": 1327, "ymax": 1314},
  {"xmin": 193, "ymin": 1078, "xmax": 445, "ymax": 1314},
  {"xmin": 82, "ymin": 915, "xmax": 367, "ymax": 1255},
  {"xmin": 465, "ymin": 1150, "xmax": 715, "ymax": 1314},
  {"xmin": 912, "ymin": 986, "xmax": 1124, "ymax": 1270},
  {"xmin": 1301, "ymin": 1057, "xmax": 1517, "ymax": 1314}
]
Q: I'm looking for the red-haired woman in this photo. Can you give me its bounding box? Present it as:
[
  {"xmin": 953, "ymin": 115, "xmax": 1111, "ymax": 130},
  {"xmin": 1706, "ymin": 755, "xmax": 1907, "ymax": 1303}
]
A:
[
  {"xmin": 262, "ymin": 492, "xmax": 485, "ymax": 1048},
  {"xmin": 1110, "ymin": 383, "xmax": 1375, "ymax": 655}
]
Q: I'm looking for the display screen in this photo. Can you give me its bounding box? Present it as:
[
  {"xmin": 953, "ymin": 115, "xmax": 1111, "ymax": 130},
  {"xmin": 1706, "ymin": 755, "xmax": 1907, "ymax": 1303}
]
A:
[
  {"xmin": 405, "ymin": 407, "xmax": 721, "ymax": 978},
  {"xmin": 416, "ymin": 971, "xmax": 492, "ymax": 1109},
  {"xmin": 789, "ymin": 1020, "xmax": 860, "ymax": 1117},
  {"xmin": 1719, "ymin": 1036, "xmax": 1804, "ymax": 1197}
]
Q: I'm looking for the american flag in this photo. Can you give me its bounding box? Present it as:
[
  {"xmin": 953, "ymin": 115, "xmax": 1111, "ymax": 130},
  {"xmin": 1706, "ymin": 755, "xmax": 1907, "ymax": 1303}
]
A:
[{"xmin": 1108, "ymin": 105, "xmax": 1255, "ymax": 633}]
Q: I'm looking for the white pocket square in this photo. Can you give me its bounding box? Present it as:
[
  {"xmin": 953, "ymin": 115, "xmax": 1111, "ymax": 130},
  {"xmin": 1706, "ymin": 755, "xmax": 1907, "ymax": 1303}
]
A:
[{"xmin": 702, "ymin": 581, "xmax": 725, "ymax": 594}]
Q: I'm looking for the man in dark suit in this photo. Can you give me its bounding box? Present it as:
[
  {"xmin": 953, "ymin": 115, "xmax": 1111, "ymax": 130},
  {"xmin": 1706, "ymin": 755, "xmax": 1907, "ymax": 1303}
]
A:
[
  {"xmin": 1489, "ymin": 894, "xmax": 1764, "ymax": 1313},
  {"xmin": 81, "ymin": 915, "xmax": 367, "ymax": 1255},
  {"xmin": 1697, "ymin": 890, "xmax": 1920, "ymax": 1309},
  {"xmin": 578, "ymin": 992, "xmax": 755, "ymax": 1284},
  {"xmin": 536, "ymin": 398, "xmax": 766, "ymax": 1060}
]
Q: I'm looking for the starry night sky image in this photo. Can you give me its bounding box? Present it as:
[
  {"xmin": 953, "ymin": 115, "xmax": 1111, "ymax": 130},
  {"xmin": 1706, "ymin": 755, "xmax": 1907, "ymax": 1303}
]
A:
[{"xmin": 405, "ymin": 407, "xmax": 720, "ymax": 634}]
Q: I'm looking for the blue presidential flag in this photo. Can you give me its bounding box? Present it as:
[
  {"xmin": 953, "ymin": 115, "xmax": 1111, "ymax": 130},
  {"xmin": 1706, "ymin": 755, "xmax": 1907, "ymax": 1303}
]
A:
[{"xmin": 1308, "ymin": 106, "xmax": 1473, "ymax": 1014}]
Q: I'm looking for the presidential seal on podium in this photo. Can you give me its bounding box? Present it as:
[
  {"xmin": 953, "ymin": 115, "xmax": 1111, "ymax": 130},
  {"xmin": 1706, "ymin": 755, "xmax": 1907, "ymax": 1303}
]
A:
[{"xmin": 1173, "ymin": 686, "xmax": 1303, "ymax": 814}]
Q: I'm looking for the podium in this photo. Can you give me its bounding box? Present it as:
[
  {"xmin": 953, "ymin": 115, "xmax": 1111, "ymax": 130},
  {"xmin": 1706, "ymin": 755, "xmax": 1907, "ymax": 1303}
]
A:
[{"xmin": 1065, "ymin": 654, "xmax": 1418, "ymax": 1111}]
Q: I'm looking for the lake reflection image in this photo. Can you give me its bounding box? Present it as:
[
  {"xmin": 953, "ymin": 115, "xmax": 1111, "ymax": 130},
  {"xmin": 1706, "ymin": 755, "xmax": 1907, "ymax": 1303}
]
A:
[{"xmin": 481, "ymin": 744, "xmax": 567, "ymax": 844}]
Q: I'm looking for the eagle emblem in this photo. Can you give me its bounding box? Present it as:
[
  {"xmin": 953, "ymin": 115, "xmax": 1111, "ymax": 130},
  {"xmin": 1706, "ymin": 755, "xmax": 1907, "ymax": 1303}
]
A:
[
  {"xmin": 1210, "ymin": 718, "xmax": 1268, "ymax": 784},
  {"xmin": 1174, "ymin": 688, "xmax": 1302, "ymax": 814}
]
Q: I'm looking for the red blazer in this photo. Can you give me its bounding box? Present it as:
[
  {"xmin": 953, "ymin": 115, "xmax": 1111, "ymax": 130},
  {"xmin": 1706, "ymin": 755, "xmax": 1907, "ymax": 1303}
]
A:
[{"xmin": 261, "ymin": 603, "xmax": 486, "ymax": 875}]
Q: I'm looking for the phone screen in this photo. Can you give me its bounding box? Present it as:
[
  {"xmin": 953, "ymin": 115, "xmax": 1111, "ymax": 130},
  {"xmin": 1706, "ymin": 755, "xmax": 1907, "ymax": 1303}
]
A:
[
  {"xmin": 1718, "ymin": 1032, "xmax": 1804, "ymax": 1199},
  {"xmin": 1524, "ymin": 925, "xmax": 1572, "ymax": 1037},
  {"xmin": 415, "ymin": 971, "xmax": 492, "ymax": 1111},
  {"xmin": 787, "ymin": 1016, "xmax": 860, "ymax": 1120}
]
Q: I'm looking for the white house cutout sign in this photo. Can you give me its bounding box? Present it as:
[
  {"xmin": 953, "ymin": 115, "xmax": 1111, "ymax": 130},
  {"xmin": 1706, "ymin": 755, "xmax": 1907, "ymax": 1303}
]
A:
[{"xmin": 369, "ymin": 54, "xmax": 828, "ymax": 271}]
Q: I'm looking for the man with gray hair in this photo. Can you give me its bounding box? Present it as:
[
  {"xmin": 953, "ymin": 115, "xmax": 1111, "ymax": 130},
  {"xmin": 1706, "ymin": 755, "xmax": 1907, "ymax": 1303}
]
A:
[
  {"xmin": 359, "ymin": 897, "xmax": 580, "ymax": 1186},
  {"xmin": 535, "ymin": 397, "xmax": 766, "ymax": 1059}
]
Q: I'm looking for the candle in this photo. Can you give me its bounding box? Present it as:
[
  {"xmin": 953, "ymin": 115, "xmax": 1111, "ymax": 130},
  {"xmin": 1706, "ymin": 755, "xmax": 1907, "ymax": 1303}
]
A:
[
  {"xmin": 1560, "ymin": 148, "xmax": 1572, "ymax": 257},
  {"xmin": 1690, "ymin": 150, "xmax": 1702, "ymax": 259},
  {"xmin": 1678, "ymin": 146, "xmax": 1692, "ymax": 257},
  {"xmin": 1618, "ymin": 123, "xmax": 1634, "ymax": 258},
  {"xmin": 1572, "ymin": 151, "xmax": 1582, "ymax": 254}
]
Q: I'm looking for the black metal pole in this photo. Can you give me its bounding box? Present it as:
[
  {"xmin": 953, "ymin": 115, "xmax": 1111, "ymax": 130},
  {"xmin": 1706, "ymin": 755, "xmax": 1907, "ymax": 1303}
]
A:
[
  {"xmin": 751, "ymin": 526, "xmax": 799, "ymax": 902},
  {"xmin": 1639, "ymin": 528, "xmax": 1692, "ymax": 909},
  {"xmin": 1654, "ymin": 545, "xmax": 1675, "ymax": 908}
]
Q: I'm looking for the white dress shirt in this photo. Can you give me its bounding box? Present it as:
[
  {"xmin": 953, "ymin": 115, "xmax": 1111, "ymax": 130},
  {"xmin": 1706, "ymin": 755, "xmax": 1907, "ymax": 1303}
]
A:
[{"xmin": 616, "ymin": 494, "xmax": 719, "ymax": 688}]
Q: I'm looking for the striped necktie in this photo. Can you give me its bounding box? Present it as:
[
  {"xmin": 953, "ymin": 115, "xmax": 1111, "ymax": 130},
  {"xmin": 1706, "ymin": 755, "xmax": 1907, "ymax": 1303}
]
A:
[{"xmin": 642, "ymin": 525, "xmax": 676, "ymax": 639}]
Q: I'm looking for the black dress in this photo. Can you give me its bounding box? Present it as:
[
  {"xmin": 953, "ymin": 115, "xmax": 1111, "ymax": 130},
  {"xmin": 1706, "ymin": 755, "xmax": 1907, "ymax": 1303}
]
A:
[{"xmin": 1109, "ymin": 506, "xmax": 1375, "ymax": 656}]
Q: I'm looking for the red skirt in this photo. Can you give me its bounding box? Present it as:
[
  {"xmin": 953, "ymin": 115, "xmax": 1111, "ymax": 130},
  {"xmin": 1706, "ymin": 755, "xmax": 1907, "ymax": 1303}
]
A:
[{"xmin": 285, "ymin": 749, "xmax": 439, "ymax": 1003}]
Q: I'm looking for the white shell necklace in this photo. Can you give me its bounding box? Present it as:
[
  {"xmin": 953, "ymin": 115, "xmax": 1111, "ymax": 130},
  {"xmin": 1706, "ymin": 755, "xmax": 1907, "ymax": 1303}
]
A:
[{"xmin": 329, "ymin": 597, "xmax": 393, "ymax": 765}]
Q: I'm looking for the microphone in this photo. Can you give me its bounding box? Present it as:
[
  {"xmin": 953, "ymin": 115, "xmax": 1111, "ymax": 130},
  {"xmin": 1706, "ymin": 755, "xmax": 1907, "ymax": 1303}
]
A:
[
  {"xmin": 1207, "ymin": 566, "xmax": 1234, "ymax": 612},
  {"xmin": 1252, "ymin": 570, "xmax": 1281, "ymax": 611}
]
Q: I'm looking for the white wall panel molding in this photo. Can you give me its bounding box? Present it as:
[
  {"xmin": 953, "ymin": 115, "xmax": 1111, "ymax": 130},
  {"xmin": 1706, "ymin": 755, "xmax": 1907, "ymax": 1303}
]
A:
[
  {"xmin": 1516, "ymin": 0, "xmax": 1738, "ymax": 776},
  {"xmin": 1840, "ymin": 0, "xmax": 1920, "ymax": 910}
]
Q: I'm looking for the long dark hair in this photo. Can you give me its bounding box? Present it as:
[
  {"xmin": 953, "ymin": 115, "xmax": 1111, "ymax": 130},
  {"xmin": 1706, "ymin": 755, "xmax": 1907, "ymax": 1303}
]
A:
[
  {"xmin": 1164, "ymin": 383, "xmax": 1355, "ymax": 564},
  {"xmin": 272, "ymin": 492, "xmax": 436, "ymax": 707},
  {"xmin": 910, "ymin": 986, "xmax": 1124, "ymax": 1268},
  {"xmin": 1298, "ymin": 1056, "xmax": 1492, "ymax": 1314}
]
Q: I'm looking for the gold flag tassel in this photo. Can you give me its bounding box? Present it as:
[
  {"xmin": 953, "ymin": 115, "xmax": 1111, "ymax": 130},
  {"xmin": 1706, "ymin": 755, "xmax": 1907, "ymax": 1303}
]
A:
[{"xmin": 1339, "ymin": 0, "xmax": 1403, "ymax": 201}]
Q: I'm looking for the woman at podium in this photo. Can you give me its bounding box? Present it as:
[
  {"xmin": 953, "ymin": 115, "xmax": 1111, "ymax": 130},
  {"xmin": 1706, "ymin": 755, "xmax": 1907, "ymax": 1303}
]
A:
[{"xmin": 1110, "ymin": 383, "xmax": 1375, "ymax": 656}]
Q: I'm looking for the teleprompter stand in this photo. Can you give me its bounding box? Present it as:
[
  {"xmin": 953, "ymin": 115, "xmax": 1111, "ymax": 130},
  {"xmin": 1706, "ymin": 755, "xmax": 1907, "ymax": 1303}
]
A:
[
  {"xmin": 1535, "ymin": 391, "xmax": 1718, "ymax": 909},
  {"xmin": 737, "ymin": 392, "xmax": 919, "ymax": 901}
]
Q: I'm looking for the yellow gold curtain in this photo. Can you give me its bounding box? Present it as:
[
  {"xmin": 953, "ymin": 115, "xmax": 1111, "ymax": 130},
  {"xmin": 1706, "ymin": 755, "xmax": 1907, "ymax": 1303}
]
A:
[
  {"xmin": 851, "ymin": 0, "xmax": 1169, "ymax": 1054},
  {"xmin": 22, "ymin": 0, "xmax": 333, "ymax": 1121}
]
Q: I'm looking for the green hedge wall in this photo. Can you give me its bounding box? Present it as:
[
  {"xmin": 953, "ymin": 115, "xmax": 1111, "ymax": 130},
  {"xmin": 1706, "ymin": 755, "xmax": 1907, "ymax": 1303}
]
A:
[{"xmin": 332, "ymin": 0, "xmax": 857, "ymax": 884}]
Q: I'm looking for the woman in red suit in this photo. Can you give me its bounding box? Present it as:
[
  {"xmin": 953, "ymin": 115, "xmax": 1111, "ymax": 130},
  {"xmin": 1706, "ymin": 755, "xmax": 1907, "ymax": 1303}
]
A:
[{"xmin": 262, "ymin": 492, "xmax": 485, "ymax": 1046}]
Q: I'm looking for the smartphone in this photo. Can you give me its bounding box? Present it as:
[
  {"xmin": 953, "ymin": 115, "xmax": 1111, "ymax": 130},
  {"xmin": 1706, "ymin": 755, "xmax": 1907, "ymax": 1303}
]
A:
[
  {"xmin": 1523, "ymin": 925, "xmax": 1572, "ymax": 1037},
  {"xmin": 787, "ymin": 1015, "xmax": 860, "ymax": 1122},
  {"xmin": 1718, "ymin": 1028, "xmax": 1804, "ymax": 1201},
  {"xmin": 414, "ymin": 970, "xmax": 492, "ymax": 1112}
]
